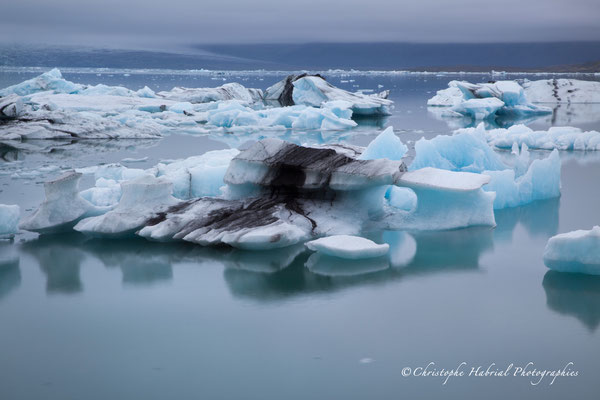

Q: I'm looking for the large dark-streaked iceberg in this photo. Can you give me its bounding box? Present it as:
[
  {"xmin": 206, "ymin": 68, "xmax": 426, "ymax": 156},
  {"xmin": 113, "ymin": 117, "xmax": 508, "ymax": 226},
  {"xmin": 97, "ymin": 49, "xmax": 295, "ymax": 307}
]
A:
[{"xmin": 17, "ymin": 132, "xmax": 500, "ymax": 249}]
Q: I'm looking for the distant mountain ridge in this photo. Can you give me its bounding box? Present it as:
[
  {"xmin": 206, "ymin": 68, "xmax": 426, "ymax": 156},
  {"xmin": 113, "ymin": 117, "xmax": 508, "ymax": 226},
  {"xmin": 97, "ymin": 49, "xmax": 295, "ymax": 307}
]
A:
[{"xmin": 1, "ymin": 42, "xmax": 599, "ymax": 72}]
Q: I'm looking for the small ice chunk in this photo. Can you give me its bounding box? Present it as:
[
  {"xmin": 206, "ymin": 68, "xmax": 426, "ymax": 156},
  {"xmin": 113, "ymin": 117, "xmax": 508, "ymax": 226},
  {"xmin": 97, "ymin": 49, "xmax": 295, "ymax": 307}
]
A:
[
  {"xmin": 122, "ymin": 157, "xmax": 149, "ymax": 163},
  {"xmin": 0, "ymin": 205, "xmax": 20, "ymax": 238},
  {"xmin": 305, "ymin": 235, "xmax": 389, "ymax": 259},
  {"xmin": 457, "ymin": 123, "xmax": 600, "ymax": 151},
  {"xmin": 359, "ymin": 127, "xmax": 407, "ymax": 161},
  {"xmin": 544, "ymin": 226, "xmax": 600, "ymax": 275}
]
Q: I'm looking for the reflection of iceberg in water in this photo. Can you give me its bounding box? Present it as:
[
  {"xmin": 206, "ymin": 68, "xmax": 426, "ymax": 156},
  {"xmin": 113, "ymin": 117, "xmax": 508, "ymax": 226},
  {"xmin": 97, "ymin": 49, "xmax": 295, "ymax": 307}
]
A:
[
  {"xmin": 0, "ymin": 138, "xmax": 159, "ymax": 163},
  {"xmin": 22, "ymin": 233, "xmax": 86, "ymax": 294},
  {"xmin": 494, "ymin": 197, "xmax": 559, "ymax": 243},
  {"xmin": 427, "ymin": 106, "xmax": 548, "ymax": 130},
  {"xmin": 429, "ymin": 103, "xmax": 600, "ymax": 130},
  {"xmin": 305, "ymin": 253, "xmax": 389, "ymax": 277},
  {"xmin": 0, "ymin": 242, "xmax": 21, "ymax": 300},
  {"xmin": 542, "ymin": 270, "xmax": 600, "ymax": 332},
  {"xmin": 224, "ymin": 227, "xmax": 494, "ymax": 302},
  {"xmin": 211, "ymin": 244, "xmax": 307, "ymax": 274},
  {"xmin": 81, "ymin": 238, "xmax": 186, "ymax": 286}
]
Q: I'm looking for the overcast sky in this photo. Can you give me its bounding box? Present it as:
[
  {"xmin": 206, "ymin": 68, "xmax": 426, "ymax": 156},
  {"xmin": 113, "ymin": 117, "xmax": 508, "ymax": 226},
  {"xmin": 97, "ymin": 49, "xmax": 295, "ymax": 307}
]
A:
[{"xmin": 2, "ymin": 0, "xmax": 600, "ymax": 49}]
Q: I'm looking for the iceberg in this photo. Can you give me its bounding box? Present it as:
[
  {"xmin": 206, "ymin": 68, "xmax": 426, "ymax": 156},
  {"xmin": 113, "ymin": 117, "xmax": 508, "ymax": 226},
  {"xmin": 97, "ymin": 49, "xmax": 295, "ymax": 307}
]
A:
[
  {"xmin": 409, "ymin": 127, "xmax": 562, "ymax": 209},
  {"xmin": 0, "ymin": 68, "xmax": 81, "ymax": 96},
  {"xmin": 20, "ymin": 137, "xmax": 499, "ymax": 248},
  {"xmin": 305, "ymin": 235, "xmax": 389, "ymax": 259},
  {"xmin": 358, "ymin": 127, "xmax": 407, "ymax": 161},
  {"xmin": 1, "ymin": 70, "xmax": 381, "ymax": 140},
  {"xmin": 264, "ymin": 74, "xmax": 393, "ymax": 116},
  {"xmin": 74, "ymin": 176, "xmax": 178, "ymax": 237},
  {"xmin": 157, "ymin": 83, "xmax": 263, "ymax": 105},
  {"xmin": 544, "ymin": 226, "xmax": 600, "ymax": 275},
  {"xmin": 484, "ymin": 149, "xmax": 561, "ymax": 209},
  {"xmin": 427, "ymin": 80, "xmax": 552, "ymax": 121},
  {"xmin": 522, "ymin": 79, "xmax": 600, "ymax": 104},
  {"xmin": 0, "ymin": 204, "xmax": 20, "ymax": 238},
  {"xmin": 205, "ymin": 101, "xmax": 357, "ymax": 131},
  {"xmin": 410, "ymin": 128, "xmax": 506, "ymax": 172},
  {"xmin": 456, "ymin": 123, "xmax": 600, "ymax": 151},
  {"xmin": 19, "ymin": 171, "xmax": 101, "ymax": 233}
]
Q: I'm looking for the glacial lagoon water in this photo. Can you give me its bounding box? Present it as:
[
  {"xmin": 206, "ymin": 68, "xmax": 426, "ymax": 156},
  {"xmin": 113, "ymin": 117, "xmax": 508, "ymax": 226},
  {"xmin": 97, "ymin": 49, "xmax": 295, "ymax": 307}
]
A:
[{"xmin": 1, "ymin": 70, "xmax": 600, "ymax": 399}]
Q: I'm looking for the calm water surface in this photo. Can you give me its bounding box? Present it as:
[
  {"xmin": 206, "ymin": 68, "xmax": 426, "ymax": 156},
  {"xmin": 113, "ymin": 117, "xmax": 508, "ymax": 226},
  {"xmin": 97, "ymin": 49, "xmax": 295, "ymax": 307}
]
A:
[{"xmin": 1, "ymin": 71, "xmax": 600, "ymax": 399}]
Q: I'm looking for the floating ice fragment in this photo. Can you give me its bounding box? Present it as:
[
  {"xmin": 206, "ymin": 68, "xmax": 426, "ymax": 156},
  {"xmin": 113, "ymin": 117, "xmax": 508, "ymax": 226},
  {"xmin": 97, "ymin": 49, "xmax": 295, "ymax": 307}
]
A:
[
  {"xmin": 427, "ymin": 80, "xmax": 552, "ymax": 121},
  {"xmin": 544, "ymin": 226, "xmax": 600, "ymax": 275},
  {"xmin": 457, "ymin": 123, "xmax": 600, "ymax": 151},
  {"xmin": 522, "ymin": 79, "xmax": 600, "ymax": 104},
  {"xmin": 305, "ymin": 235, "xmax": 389, "ymax": 259}
]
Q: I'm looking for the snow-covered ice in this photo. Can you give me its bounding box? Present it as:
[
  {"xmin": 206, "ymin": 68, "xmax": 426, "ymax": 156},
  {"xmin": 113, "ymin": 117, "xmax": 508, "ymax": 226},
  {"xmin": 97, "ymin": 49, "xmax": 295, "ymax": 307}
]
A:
[
  {"xmin": 305, "ymin": 235, "xmax": 389, "ymax": 259},
  {"xmin": 544, "ymin": 226, "xmax": 600, "ymax": 275},
  {"xmin": 0, "ymin": 205, "xmax": 20, "ymax": 238}
]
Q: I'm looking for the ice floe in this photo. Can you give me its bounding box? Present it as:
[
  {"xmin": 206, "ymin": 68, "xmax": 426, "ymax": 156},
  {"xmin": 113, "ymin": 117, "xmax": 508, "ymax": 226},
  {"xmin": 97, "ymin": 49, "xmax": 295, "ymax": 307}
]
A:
[
  {"xmin": 408, "ymin": 127, "xmax": 562, "ymax": 209},
  {"xmin": 456, "ymin": 123, "xmax": 600, "ymax": 151},
  {"xmin": 0, "ymin": 204, "xmax": 20, "ymax": 238},
  {"xmin": 305, "ymin": 235, "xmax": 389, "ymax": 259},
  {"xmin": 522, "ymin": 79, "xmax": 600, "ymax": 104},
  {"xmin": 544, "ymin": 226, "xmax": 600, "ymax": 275},
  {"xmin": 16, "ymin": 136, "xmax": 502, "ymax": 248},
  {"xmin": 157, "ymin": 82, "xmax": 263, "ymax": 105},
  {"xmin": 427, "ymin": 80, "xmax": 552, "ymax": 121},
  {"xmin": 0, "ymin": 69, "xmax": 391, "ymax": 140}
]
